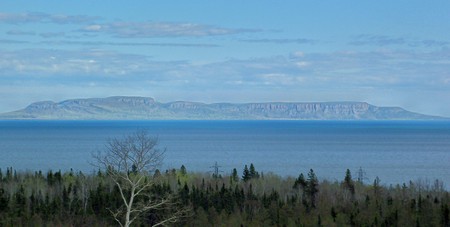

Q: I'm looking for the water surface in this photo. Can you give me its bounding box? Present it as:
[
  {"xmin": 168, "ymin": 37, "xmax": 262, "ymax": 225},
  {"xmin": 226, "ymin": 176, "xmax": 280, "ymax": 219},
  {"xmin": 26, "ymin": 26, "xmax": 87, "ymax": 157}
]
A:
[{"xmin": 0, "ymin": 120, "xmax": 449, "ymax": 187}]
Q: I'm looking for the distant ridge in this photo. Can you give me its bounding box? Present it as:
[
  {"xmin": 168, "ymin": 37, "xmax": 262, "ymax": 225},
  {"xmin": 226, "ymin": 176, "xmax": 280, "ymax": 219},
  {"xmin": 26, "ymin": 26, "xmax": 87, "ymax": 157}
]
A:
[{"xmin": 0, "ymin": 96, "xmax": 445, "ymax": 120}]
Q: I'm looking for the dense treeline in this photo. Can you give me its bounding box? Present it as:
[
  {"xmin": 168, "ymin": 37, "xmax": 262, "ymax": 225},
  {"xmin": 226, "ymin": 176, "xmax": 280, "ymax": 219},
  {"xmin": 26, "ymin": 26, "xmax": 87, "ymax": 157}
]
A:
[{"xmin": 0, "ymin": 165, "xmax": 449, "ymax": 226}]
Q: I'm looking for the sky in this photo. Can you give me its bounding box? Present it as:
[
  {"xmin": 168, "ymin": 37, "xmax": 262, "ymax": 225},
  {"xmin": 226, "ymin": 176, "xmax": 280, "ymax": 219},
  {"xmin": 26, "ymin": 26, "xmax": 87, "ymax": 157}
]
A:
[{"xmin": 1, "ymin": 1, "xmax": 450, "ymax": 117}]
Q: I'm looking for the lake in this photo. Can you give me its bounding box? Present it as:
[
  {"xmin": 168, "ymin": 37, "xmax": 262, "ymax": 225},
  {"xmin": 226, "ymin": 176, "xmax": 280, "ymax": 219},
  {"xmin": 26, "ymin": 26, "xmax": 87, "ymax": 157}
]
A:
[{"xmin": 0, "ymin": 120, "xmax": 449, "ymax": 187}]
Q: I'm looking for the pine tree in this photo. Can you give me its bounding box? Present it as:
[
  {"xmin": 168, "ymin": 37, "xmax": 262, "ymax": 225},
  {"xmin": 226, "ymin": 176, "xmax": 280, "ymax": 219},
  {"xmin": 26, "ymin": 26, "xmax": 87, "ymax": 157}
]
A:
[
  {"xmin": 231, "ymin": 168, "xmax": 239, "ymax": 182},
  {"xmin": 344, "ymin": 169, "xmax": 355, "ymax": 195},
  {"xmin": 6, "ymin": 167, "xmax": 13, "ymax": 181},
  {"xmin": 179, "ymin": 182, "xmax": 189, "ymax": 205},
  {"xmin": 306, "ymin": 169, "xmax": 319, "ymax": 208},
  {"xmin": 249, "ymin": 163, "xmax": 259, "ymax": 179},
  {"xmin": 331, "ymin": 206, "xmax": 337, "ymax": 222},
  {"xmin": 373, "ymin": 176, "xmax": 381, "ymax": 198},
  {"xmin": 242, "ymin": 165, "xmax": 251, "ymax": 182},
  {"xmin": 180, "ymin": 165, "xmax": 187, "ymax": 176},
  {"xmin": 441, "ymin": 203, "xmax": 449, "ymax": 227},
  {"xmin": 0, "ymin": 187, "xmax": 9, "ymax": 212},
  {"xmin": 153, "ymin": 169, "xmax": 161, "ymax": 178},
  {"xmin": 293, "ymin": 173, "xmax": 307, "ymax": 190},
  {"xmin": 14, "ymin": 184, "xmax": 26, "ymax": 216}
]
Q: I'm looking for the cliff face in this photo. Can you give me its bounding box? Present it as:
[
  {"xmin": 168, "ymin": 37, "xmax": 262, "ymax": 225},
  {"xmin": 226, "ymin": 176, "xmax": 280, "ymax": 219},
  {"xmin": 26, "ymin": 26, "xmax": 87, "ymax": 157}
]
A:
[{"xmin": 0, "ymin": 96, "xmax": 444, "ymax": 120}]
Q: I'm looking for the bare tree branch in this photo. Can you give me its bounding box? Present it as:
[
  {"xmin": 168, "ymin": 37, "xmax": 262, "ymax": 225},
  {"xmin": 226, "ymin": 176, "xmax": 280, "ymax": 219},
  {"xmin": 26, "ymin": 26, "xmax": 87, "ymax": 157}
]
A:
[{"xmin": 92, "ymin": 130, "xmax": 183, "ymax": 227}]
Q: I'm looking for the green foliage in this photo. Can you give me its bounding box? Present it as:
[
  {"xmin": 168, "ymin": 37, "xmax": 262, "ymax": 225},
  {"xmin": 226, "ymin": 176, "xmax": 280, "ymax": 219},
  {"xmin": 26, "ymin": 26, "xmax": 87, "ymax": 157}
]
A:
[
  {"xmin": 180, "ymin": 165, "xmax": 187, "ymax": 176},
  {"xmin": 344, "ymin": 169, "xmax": 355, "ymax": 195},
  {"xmin": 293, "ymin": 173, "xmax": 307, "ymax": 190},
  {"xmin": 242, "ymin": 165, "xmax": 250, "ymax": 182},
  {"xmin": 441, "ymin": 203, "xmax": 450, "ymax": 227},
  {"xmin": 249, "ymin": 163, "xmax": 259, "ymax": 179},
  {"xmin": 0, "ymin": 166, "xmax": 448, "ymax": 226},
  {"xmin": 306, "ymin": 169, "xmax": 319, "ymax": 209},
  {"xmin": 242, "ymin": 163, "xmax": 259, "ymax": 182},
  {"xmin": 231, "ymin": 168, "xmax": 239, "ymax": 183}
]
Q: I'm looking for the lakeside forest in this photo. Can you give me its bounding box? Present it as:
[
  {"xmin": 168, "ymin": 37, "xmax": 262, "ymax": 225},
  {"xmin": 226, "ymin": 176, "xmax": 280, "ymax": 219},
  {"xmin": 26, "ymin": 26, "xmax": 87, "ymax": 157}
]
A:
[{"xmin": 0, "ymin": 131, "xmax": 448, "ymax": 226}]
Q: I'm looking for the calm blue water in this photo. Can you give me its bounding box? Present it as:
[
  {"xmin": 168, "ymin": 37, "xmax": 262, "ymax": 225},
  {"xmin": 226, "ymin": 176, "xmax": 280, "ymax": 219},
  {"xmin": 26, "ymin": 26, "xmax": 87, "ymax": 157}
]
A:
[{"xmin": 0, "ymin": 120, "xmax": 449, "ymax": 187}]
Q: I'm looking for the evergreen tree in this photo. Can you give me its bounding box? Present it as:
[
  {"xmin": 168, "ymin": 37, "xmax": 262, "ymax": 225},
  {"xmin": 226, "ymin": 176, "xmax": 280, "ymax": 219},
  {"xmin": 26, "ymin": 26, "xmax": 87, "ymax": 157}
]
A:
[
  {"xmin": 179, "ymin": 182, "xmax": 189, "ymax": 205},
  {"xmin": 153, "ymin": 169, "xmax": 161, "ymax": 178},
  {"xmin": 249, "ymin": 163, "xmax": 259, "ymax": 179},
  {"xmin": 0, "ymin": 163, "xmax": 449, "ymax": 226},
  {"xmin": 331, "ymin": 206, "xmax": 337, "ymax": 222},
  {"xmin": 62, "ymin": 186, "xmax": 69, "ymax": 210},
  {"xmin": 14, "ymin": 184, "xmax": 26, "ymax": 216},
  {"xmin": 441, "ymin": 203, "xmax": 449, "ymax": 227},
  {"xmin": 6, "ymin": 167, "xmax": 13, "ymax": 181},
  {"xmin": 306, "ymin": 169, "xmax": 319, "ymax": 208},
  {"xmin": 344, "ymin": 169, "xmax": 355, "ymax": 195},
  {"xmin": 231, "ymin": 168, "xmax": 239, "ymax": 183},
  {"xmin": 373, "ymin": 176, "xmax": 381, "ymax": 198},
  {"xmin": 180, "ymin": 165, "xmax": 187, "ymax": 176},
  {"xmin": 293, "ymin": 173, "xmax": 307, "ymax": 190},
  {"xmin": 0, "ymin": 187, "xmax": 9, "ymax": 212},
  {"xmin": 47, "ymin": 170, "xmax": 54, "ymax": 186},
  {"xmin": 242, "ymin": 165, "xmax": 251, "ymax": 182}
]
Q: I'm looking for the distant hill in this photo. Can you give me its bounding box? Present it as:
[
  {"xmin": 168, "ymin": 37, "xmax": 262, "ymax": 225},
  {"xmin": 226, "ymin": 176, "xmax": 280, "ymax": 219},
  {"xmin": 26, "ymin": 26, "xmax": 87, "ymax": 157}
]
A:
[{"xmin": 0, "ymin": 96, "xmax": 445, "ymax": 120}]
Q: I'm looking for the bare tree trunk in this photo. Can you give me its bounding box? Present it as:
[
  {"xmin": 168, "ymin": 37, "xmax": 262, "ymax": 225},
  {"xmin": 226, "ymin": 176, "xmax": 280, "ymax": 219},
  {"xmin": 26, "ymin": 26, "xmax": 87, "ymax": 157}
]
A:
[{"xmin": 93, "ymin": 130, "xmax": 186, "ymax": 226}]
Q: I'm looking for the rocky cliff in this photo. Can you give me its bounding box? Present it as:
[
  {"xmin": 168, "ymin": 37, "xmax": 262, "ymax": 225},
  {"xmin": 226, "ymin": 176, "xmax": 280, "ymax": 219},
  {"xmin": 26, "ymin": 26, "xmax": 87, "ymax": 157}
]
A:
[{"xmin": 0, "ymin": 96, "xmax": 444, "ymax": 120}]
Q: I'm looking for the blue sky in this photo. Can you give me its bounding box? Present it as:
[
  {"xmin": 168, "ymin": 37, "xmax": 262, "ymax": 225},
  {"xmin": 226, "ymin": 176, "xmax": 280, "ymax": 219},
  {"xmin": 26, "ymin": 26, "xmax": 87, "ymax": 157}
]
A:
[{"xmin": 1, "ymin": 1, "xmax": 450, "ymax": 116}]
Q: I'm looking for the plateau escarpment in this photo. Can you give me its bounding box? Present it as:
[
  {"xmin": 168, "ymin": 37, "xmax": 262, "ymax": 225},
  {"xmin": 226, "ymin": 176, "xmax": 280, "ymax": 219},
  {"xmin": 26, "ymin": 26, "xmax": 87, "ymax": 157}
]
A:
[{"xmin": 0, "ymin": 96, "xmax": 444, "ymax": 120}]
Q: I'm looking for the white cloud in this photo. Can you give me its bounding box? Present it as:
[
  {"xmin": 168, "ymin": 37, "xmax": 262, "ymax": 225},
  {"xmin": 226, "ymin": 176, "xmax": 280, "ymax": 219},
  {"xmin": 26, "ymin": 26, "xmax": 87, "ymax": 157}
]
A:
[
  {"xmin": 5, "ymin": 48, "xmax": 450, "ymax": 90},
  {"xmin": 1, "ymin": 48, "xmax": 449, "ymax": 111},
  {"xmin": 295, "ymin": 61, "xmax": 310, "ymax": 68},
  {"xmin": 291, "ymin": 51, "xmax": 305, "ymax": 58},
  {"xmin": 240, "ymin": 38, "xmax": 316, "ymax": 44},
  {"xmin": 80, "ymin": 21, "xmax": 260, "ymax": 38},
  {"xmin": 39, "ymin": 40, "xmax": 219, "ymax": 48},
  {"xmin": 0, "ymin": 12, "xmax": 98, "ymax": 24},
  {"xmin": 350, "ymin": 34, "xmax": 450, "ymax": 48},
  {"xmin": 83, "ymin": 24, "xmax": 102, "ymax": 31},
  {"xmin": 260, "ymin": 73, "xmax": 301, "ymax": 86}
]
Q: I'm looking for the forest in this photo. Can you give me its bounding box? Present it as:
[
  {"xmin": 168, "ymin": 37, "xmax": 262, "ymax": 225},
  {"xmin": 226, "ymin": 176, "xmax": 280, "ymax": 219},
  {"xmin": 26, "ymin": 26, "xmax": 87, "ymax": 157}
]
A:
[
  {"xmin": 0, "ymin": 164, "xmax": 449, "ymax": 226},
  {"xmin": 1, "ymin": 131, "xmax": 449, "ymax": 226}
]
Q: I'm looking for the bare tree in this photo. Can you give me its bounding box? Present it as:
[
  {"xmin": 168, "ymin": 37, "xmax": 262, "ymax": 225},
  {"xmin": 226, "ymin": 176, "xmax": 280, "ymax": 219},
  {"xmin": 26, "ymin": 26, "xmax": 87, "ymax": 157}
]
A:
[{"xmin": 93, "ymin": 130, "xmax": 183, "ymax": 227}]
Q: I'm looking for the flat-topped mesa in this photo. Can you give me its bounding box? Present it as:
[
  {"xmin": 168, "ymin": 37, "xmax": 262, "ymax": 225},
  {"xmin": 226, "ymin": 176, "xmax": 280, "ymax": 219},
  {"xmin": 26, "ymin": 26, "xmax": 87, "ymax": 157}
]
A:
[
  {"xmin": 1, "ymin": 96, "xmax": 445, "ymax": 120},
  {"xmin": 238, "ymin": 102, "xmax": 373, "ymax": 118},
  {"xmin": 297, "ymin": 102, "xmax": 372, "ymax": 115},
  {"xmin": 166, "ymin": 101, "xmax": 205, "ymax": 109},
  {"xmin": 104, "ymin": 96, "xmax": 156, "ymax": 105}
]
